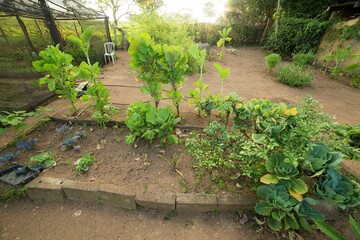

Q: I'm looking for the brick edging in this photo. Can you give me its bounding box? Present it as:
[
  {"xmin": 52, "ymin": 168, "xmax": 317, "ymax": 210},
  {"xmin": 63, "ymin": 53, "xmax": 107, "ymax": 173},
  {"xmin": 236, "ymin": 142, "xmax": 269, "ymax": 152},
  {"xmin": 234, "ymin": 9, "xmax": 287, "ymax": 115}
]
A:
[{"xmin": 26, "ymin": 177, "xmax": 257, "ymax": 212}]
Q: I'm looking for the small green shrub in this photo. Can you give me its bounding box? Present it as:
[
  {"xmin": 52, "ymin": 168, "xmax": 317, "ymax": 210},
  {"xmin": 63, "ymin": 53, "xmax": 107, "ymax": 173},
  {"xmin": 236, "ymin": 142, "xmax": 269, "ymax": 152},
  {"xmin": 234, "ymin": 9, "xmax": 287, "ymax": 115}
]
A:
[
  {"xmin": 292, "ymin": 53, "xmax": 315, "ymax": 67},
  {"xmin": 276, "ymin": 63, "xmax": 314, "ymax": 87},
  {"xmin": 265, "ymin": 17, "xmax": 330, "ymax": 58},
  {"xmin": 75, "ymin": 153, "xmax": 96, "ymax": 173},
  {"xmin": 125, "ymin": 102, "xmax": 180, "ymax": 145},
  {"xmin": 264, "ymin": 54, "xmax": 281, "ymax": 72},
  {"xmin": 29, "ymin": 151, "xmax": 56, "ymax": 168}
]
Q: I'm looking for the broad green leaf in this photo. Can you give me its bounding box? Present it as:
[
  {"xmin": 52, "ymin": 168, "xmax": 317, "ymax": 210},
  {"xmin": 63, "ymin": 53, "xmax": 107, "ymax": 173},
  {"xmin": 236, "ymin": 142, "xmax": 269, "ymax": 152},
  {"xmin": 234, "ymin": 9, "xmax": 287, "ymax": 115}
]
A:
[
  {"xmin": 48, "ymin": 79, "xmax": 56, "ymax": 91},
  {"xmin": 255, "ymin": 201, "xmax": 273, "ymax": 216},
  {"xmin": 312, "ymin": 219, "xmax": 345, "ymax": 240},
  {"xmin": 268, "ymin": 215, "xmax": 282, "ymax": 231},
  {"xmin": 217, "ymin": 38, "xmax": 223, "ymax": 47},
  {"xmin": 271, "ymin": 210, "xmax": 286, "ymax": 221},
  {"xmin": 289, "ymin": 189, "xmax": 303, "ymax": 202},
  {"xmin": 349, "ymin": 216, "xmax": 360, "ymax": 239},
  {"xmin": 291, "ymin": 179, "xmax": 308, "ymax": 194},
  {"xmin": 260, "ymin": 174, "xmax": 279, "ymax": 184},
  {"xmin": 298, "ymin": 216, "xmax": 314, "ymax": 232},
  {"xmin": 284, "ymin": 213, "xmax": 299, "ymax": 230}
]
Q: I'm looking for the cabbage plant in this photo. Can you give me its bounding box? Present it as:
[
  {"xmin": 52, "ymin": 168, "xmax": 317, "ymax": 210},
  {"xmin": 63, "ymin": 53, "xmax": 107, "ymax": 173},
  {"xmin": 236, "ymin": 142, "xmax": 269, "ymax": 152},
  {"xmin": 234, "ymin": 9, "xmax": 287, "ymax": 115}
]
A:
[
  {"xmin": 315, "ymin": 168, "xmax": 360, "ymax": 209},
  {"xmin": 302, "ymin": 142, "xmax": 344, "ymax": 177}
]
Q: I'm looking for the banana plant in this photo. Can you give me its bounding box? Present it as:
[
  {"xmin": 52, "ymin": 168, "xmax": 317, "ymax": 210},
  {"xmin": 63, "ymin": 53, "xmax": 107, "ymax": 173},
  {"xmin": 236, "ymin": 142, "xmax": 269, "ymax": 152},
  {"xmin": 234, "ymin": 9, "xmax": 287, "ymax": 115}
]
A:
[
  {"xmin": 217, "ymin": 26, "xmax": 232, "ymax": 60},
  {"xmin": 158, "ymin": 44, "xmax": 188, "ymax": 117},
  {"xmin": 213, "ymin": 63, "xmax": 230, "ymax": 96}
]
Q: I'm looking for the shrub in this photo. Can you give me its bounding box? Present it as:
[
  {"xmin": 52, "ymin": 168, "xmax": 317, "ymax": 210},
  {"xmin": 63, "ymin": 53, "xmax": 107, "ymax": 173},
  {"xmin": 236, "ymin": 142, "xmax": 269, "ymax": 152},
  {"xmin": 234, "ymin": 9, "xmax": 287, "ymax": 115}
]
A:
[
  {"xmin": 292, "ymin": 53, "xmax": 315, "ymax": 67},
  {"xmin": 265, "ymin": 17, "xmax": 330, "ymax": 58},
  {"xmin": 125, "ymin": 102, "xmax": 180, "ymax": 145},
  {"xmin": 276, "ymin": 63, "xmax": 314, "ymax": 87},
  {"xmin": 264, "ymin": 53, "xmax": 281, "ymax": 72}
]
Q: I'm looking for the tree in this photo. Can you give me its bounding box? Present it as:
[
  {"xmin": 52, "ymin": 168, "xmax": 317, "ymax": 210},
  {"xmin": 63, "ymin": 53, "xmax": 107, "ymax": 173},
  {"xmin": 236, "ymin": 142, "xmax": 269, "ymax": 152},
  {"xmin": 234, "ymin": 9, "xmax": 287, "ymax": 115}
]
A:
[
  {"xmin": 203, "ymin": 1, "xmax": 215, "ymax": 21},
  {"xmin": 97, "ymin": 0, "xmax": 133, "ymax": 47},
  {"xmin": 133, "ymin": 0, "xmax": 163, "ymax": 14}
]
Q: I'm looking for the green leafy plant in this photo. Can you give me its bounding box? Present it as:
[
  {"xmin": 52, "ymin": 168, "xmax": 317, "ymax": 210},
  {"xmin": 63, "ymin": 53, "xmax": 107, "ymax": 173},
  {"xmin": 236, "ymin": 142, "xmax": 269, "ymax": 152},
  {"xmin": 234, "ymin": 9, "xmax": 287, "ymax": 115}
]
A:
[
  {"xmin": 217, "ymin": 93, "xmax": 242, "ymax": 126},
  {"xmin": 343, "ymin": 53, "xmax": 360, "ymax": 88},
  {"xmin": 264, "ymin": 53, "xmax": 281, "ymax": 72},
  {"xmin": 68, "ymin": 27, "xmax": 119, "ymax": 126},
  {"xmin": 188, "ymin": 44, "xmax": 207, "ymax": 98},
  {"xmin": 315, "ymin": 168, "xmax": 360, "ymax": 209},
  {"xmin": 276, "ymin": 63, "xmax": 314, "ymax": 87},
  {"xmin": 159, "ymin": 44, "xmax": 188, "ymax": 116},
  {"xmin": 261, "ymin": 152, "xmax": 308, "ymax": 199},
  {"xmin": 125, "ymin": 102, "xmax": 180, "ymax": 145},
  {"xmin": 33, "ymin": 44, "xmax": 78, "ymax": 114},
  {"xmin": 0, "ymin": 110, "xmax": 34, "ymax": 135},
  {"xmin": 302, "ymin": 142, "xmax": 344, "ymax": 177},
  {"xmin": 312, "ymin": 215, "xmax": 360, "ymax": 240},
  {"xmin": 324, "ymin": 46, "xmax": 352, "ymax": 79},
  {"xmin": 188, "ymin": 44, "xmax": 208, "ymax": 116},
  {"xmin": 217, "ymin": 27, "xmax": 232, "ymax": 60},
  {"xmin": 128, "ymin": 33, "xmax": 163, "ymax": 107},
  {"xmin": 29, "ymin": 151, "xmax": 56, "ymax": 168},
  {"xmin": 292, "ymin": 53, "xmax": 315, "ymax": 67},
  {"xmin": 199, "ymin": 93, "xmax": 220, "ymax": 122},
  {"xmin": 75, "ymin": 153, "xmax": 96, "ymax": 173},
  {"xmin": 255, "ymin": 184, "xmax": 324, "ymax": 231},
  {"xmin": 0, "ymin": 187, "xmax": 27, "ymax": 201},
  {"xmin": 213, "ymin": 63, "xmax": 231, "ymax": 96}
]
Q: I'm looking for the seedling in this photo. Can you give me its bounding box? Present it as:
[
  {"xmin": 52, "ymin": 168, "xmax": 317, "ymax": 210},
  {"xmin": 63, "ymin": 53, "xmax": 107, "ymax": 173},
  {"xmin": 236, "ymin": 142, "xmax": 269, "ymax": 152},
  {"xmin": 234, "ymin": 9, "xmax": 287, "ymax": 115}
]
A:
[
  {"xmin": 217, "ymin": 27, "xmax": 232, "ymax": 60},
  {"xmin": 16, "ymin": 138, "xmax": 38, "ymax": 150},
  {"xmin": 75, "ymin": 153, "xmax": 96, "ymax": 174},
  {"xmin": 29, "ymin": 151, "xmax": 56, "ymax": 168},
  {"xmin": 213, "ymin": 63, "xmax": 231, "ymax": 96}
]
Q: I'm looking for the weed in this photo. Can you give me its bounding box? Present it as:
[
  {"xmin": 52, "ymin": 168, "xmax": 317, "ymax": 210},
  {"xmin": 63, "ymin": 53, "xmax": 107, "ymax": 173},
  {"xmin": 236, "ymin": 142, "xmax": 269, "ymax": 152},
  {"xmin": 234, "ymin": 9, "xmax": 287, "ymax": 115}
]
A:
[
  {"xmin": 264, "ymin": 53, "xmax": 281, "ymax": 72},
  {"xmin": 164, "ymin": 210, "xmax": 177, "ymax": 220},
  {"xmin": 276, "ymin": 63, "xmax": 314, "ymax": 87},
  {"xmin": 0, "ymin": 187, "xmax": 27, "ymax": 201},
  {"xmin": 179, "ymin": 179, "xmax": 190, "ymax": 193}
]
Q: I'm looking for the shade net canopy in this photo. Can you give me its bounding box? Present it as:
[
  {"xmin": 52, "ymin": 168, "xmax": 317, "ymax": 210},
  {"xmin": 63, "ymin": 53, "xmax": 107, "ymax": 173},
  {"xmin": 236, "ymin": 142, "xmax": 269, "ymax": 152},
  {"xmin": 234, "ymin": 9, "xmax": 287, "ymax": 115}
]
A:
[{"xmin": 0, "ymin": 0, "xmax": 106, "ymax": 20}]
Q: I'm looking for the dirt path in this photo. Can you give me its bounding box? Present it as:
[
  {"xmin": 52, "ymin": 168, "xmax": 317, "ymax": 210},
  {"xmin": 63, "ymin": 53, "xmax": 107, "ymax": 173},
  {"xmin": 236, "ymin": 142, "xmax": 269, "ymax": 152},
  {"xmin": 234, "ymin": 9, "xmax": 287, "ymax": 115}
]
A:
[
  {"xmin": 0, "ymin": 200, "xmax": 277, "ymax": 240},
  {"xmin": 101, "ymin": 47, "xmax": 359, "ymax": 125}
]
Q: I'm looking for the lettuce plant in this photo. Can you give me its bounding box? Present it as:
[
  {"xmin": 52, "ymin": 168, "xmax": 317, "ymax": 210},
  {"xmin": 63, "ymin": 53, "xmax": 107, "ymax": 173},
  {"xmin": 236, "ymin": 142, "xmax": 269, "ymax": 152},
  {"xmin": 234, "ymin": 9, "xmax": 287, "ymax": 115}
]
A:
[
  {"xmin": 75, "ymin": 153, "xmax": 96, "ymax": 173},
  {"xmin": 302, "ymin": 142, "xmax": 344, "ymax": 177},
  {"xmin": 125, "ymin": 102, "xmax": 180, "ymax": 145},
  {"xmin": 29, "ymin": 151, "xmax": 56, "ymax": 168},
  {"xmin": 315, "ymin": 168, "xmax": 360, "ymax": 209}
]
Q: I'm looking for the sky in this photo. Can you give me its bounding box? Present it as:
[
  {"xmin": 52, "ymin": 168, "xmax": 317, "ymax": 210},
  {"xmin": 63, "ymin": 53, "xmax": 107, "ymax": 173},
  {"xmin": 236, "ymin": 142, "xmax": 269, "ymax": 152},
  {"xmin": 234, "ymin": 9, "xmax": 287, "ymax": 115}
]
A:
[
  {"xmin": 88, "ymin": 0, "xmax": 227, "ymax": 23},
  {"xmin": 160, "ymin": 0, "xmax": 227, "ymax": 22}
]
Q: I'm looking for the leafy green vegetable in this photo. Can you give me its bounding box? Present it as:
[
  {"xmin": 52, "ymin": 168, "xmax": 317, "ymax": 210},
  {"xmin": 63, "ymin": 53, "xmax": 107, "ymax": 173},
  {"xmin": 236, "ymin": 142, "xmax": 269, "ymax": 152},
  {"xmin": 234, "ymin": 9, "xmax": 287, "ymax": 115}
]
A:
[
  {"xmin": 125, "ymin": 102, "xmax": 180, "ymax": 145},
  {"xmin": 75, "ymin": 153, "xmax": 96, "ymax": 173},
  {"xmin": 255, "ymin": 184, "xmax": 322, "ymax": 231},
  {"xmin": 264, "ymin": 53, "xmax": 281, "ymax": 72},
  {"xmin": 29, "ymin": 151, "xmax": 56, "ymax": 168},
  {"xmin": 302, "ymin": 142, "xmax": 344, "ymax": 177},
  {"xmin": 315, "ymin": 169, "xmax": 360, "ymax": 209}
]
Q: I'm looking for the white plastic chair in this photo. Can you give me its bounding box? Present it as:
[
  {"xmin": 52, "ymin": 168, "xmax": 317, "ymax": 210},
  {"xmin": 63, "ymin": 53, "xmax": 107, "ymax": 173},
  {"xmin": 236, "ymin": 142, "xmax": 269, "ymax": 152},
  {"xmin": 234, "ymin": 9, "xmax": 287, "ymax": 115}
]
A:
[{"xmin": 104, "ymin": 42, "xmax": 115, "ymax": 64}]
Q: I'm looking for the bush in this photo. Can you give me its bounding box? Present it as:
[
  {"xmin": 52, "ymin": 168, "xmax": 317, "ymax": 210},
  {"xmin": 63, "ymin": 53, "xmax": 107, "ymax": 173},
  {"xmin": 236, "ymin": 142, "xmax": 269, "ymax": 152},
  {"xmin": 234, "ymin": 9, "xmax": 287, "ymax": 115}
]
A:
[
  {"xmin": 292, "ymin": 53, "xmax": 315, "ymax": 67},
  {"xmin": 264, "ymin": 53, "xmax": 281, "ymax": 72},
  {"xmin": 276, "ymin": 63, "xmax": 314, "ymax": 87},
  {"xmin": 265, "ymin": 17, "xmax": 330, "ymax": 58}
]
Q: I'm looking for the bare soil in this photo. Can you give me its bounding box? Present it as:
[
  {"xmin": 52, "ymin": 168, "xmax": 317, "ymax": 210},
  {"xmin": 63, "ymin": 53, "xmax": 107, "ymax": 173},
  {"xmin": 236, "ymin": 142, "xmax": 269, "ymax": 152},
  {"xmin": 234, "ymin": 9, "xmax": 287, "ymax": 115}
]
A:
[{"xmin": 0, "ymin": 47, "xmax": 359, "ymax": 239}]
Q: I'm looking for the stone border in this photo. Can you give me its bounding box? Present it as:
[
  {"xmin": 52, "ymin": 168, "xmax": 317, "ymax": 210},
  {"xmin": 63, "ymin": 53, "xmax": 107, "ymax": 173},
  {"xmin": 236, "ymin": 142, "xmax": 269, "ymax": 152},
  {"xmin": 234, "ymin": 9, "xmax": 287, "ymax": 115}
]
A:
[{"xmin": 26, "ymin": 177, "xmax": 257, "ymax": 212}]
